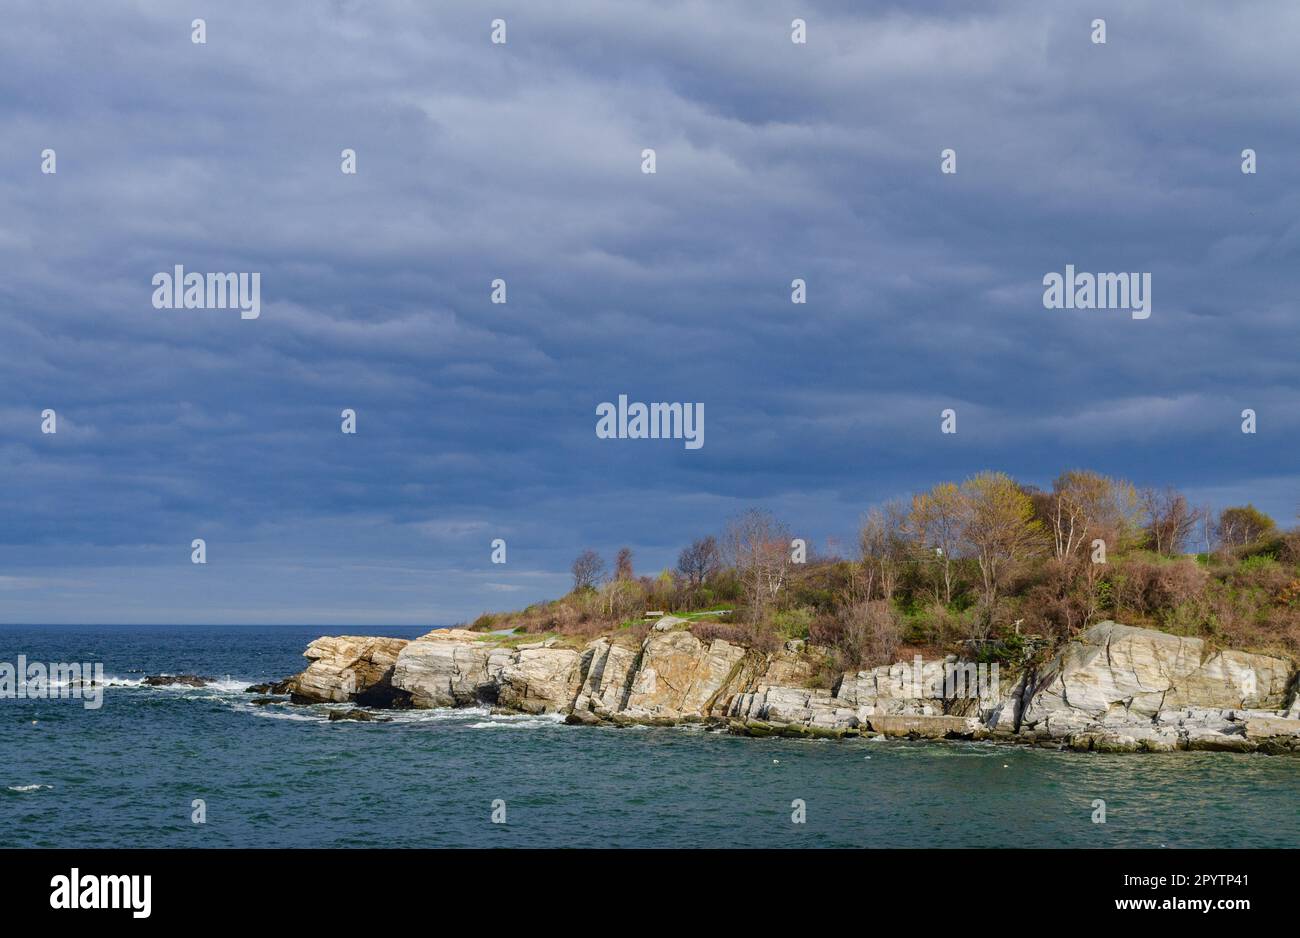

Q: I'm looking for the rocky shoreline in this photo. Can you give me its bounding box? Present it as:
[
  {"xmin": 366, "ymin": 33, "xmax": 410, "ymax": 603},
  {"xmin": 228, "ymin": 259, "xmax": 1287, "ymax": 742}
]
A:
[{"xmin": 267, "ymin": 618, "xmax": 1300, "ymax": 754}]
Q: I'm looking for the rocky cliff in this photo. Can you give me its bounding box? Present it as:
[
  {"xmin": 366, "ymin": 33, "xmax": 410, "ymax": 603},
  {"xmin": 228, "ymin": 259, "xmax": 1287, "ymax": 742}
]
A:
[{"xmin": 282, "ymin": 619, "xmax": 1300, "ymax": 754}]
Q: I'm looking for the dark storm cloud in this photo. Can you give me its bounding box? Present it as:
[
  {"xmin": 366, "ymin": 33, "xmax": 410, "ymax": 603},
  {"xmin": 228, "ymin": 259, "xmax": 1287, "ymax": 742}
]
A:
[{"xmin": 1, "ymin": 1, "xmax": 1297, "ymax": 623}]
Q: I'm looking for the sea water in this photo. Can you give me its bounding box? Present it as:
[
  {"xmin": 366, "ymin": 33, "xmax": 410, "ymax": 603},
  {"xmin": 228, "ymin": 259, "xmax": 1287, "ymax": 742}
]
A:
[{"xmin": 1, "ymin": 625, "xmax": 1296, "ymax": 849}]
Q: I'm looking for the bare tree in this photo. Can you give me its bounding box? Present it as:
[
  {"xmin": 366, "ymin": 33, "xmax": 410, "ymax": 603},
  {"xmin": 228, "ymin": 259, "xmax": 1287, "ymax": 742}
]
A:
[
  {"xmin": 598, "ymin": 576, "xmax": 641, "ymax": 619},
  {"xmin": 676, "ymin": 535, "xmax": 720, "ymax": 587},
  {"xmin": 859, "ymin": 500, "xmax": 910, "ymax": 603},
  {"xmin": 1022, "ymin": 471, "xmax": 1141, "ymax": 634},
  {"xmin": 835, "ymin": 601, "xmax": 902, "ymax": 669},
  {"xmin": 722, "ymin": 508, "xmax": 792, "ymax": 623},
  {"xmin": 910, "ymin": 482, "xmax": 965, "ymax": 605},
  {"xmin": 1140, "ymin": 487, "xmax": 1203, "ymax": 556},
  {"xmin": 570, "ymin": 549, "xmax": 606, "ymax": 591},
  {"xmin": 1200, "ymin": 502, "xmax": 1216, "ymax": 554},
  {"xmin": 960, "ymin": 472, "xmax": 1045, "ymax": 613},
  {"xmin": 614, "ymin": 547, "xmax": 634, "ymax": 580},
  {"xmin": 1045, "ymin": 470, "xmax": 1141, "ymax": 562}
]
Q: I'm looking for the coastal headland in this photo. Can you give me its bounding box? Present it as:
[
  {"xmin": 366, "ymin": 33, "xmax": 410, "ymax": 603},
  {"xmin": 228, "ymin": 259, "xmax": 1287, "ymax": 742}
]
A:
[{"xmin": 267, "ymin": 618, "xmax": 1300, "ymax": 754}]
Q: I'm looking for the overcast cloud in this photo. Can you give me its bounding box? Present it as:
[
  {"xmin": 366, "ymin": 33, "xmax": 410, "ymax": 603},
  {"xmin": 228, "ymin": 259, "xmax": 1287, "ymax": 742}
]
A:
[{"xmin": 2, "ymin": 1, "xmax": 1298, "ymax": 624}]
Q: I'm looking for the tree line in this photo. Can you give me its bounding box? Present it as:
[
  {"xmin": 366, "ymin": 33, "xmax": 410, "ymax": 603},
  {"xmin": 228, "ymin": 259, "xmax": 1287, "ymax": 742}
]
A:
[{"xmin": 547, "ymin": 470, "xmax": 1298, "ymax": 667}]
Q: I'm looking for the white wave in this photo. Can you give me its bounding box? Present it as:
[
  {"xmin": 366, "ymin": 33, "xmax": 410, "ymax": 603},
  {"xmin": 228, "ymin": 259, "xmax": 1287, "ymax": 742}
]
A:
[
  {"xmin": 245, "ymin": 707, "xmax": 320, "ymax": 722},
  {"xmin": 126, "ymin": 676, "xmax": 257, "ymax": 694},
  {"xmin": 208, "ymin": 677, "xmax": 257, "ymax": 693},
  {"xmin": 7, "ymin": 784, "xmax": 53, "ymax": 792},
  {"xmin": 387, "ymin": 705, "xmax": 492, "ymax": 723},
  {"xmin": 220, "ymin": 697, "xmax": 572, "ymax": 727},
  {"xmin": 467, "ymin": 712, "xmax": 566, "ymax": 729}
]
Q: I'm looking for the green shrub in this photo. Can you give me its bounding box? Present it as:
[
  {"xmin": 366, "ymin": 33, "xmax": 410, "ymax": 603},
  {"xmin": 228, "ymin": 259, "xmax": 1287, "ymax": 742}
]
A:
[{"xmin": 771, "ymin": 606, "xmax": 816, "ymax": 640}]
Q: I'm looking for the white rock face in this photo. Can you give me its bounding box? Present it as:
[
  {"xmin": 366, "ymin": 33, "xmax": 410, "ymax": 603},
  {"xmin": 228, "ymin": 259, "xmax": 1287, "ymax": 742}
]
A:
[
  {"xmin": 1285, "ymin": 685, "xmax": 1300, "ymax": 720},
  {"xmin": 837, "ymin": 656, "xmax": 997, "ymax": 716},
  {"xmin": 729, "ymin": 685, "xmax": 849, "ymax": 727},
  {"xmin": 495, "ymin": 647, "xmax": 585, "ymax": 714},
  {"xmin": 572, "ymin": 636, "xmax": 641, "ymax": 716},
  {"xmin": 285, "ymin": 618, "xmax": 1299, "ymax": 754},
  {"xmin": 1016, "ymin": 622, "xmax": 1297, "ymax": 752},
  {"xmin": 1245, "ymin": 715, "xmax": 1300, "ymax": 739},
  {"xmin": 621, "ymin": 630, "xmax": 757, "ymax": 720},
  {"xmin": 391, "ymin": 629, "xmax": 508, "ymax": 708},
  {"xmin": 1022, "ymin": 622, "xmax": 1204, "ymax": 722},
  {"xmin": 1165, "ymin": 650, "xmax": 1292, "ymax": 711},
  {"xmin": 288, "ymin": 636, "xmax": 409, "ymax": 704}
]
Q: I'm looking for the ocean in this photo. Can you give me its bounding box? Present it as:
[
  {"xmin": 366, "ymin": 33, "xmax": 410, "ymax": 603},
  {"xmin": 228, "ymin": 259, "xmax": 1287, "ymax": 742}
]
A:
[{"xmin": 2, "ymin": 625, "xmax": 1296, "ymax": 849}]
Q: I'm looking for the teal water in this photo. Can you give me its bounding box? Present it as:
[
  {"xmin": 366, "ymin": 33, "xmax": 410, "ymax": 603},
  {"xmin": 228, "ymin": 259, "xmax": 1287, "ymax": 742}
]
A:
[{"xmin": 2, "ymin": 625, "xmax": 1297, "ymax": 848}]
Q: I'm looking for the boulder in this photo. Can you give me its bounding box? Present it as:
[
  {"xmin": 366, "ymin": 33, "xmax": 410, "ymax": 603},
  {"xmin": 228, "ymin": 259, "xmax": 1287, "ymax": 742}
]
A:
[
  {"xmin": 287, "ymin": 636, "xmax": 409, "ymax": 704},
  {"xmin": 1184, "ymin": 729, "xmax": 1254, "ymax": 753},
  {"xmin": 327, "ymin": 708, "xmax": 391, "ymax": 722},
  {"xmin": 245, "ymin": 679, "xmax": 293, "ymax": 695},
  {"xmin": 651, "ymin": 615, "xmax": 690, "ymax": 632},
  {"xmin": 565, "ymin": 709, "xmax": 604, "ymax": 726}
]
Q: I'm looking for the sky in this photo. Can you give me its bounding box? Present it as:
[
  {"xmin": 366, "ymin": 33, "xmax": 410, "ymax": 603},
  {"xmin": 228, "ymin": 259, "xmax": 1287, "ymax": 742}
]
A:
[{"xmin": 1, "ymin": 0, "xmax": 1298, "ymax": 625}]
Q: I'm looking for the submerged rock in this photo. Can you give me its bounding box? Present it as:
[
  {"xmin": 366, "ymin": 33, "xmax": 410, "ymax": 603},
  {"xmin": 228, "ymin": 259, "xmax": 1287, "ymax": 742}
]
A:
[
  {"xmin": 244, "ymin": 679, "xmax": 293, "ymax": 695},
  {"xmin": 143, "ymin": 674, "xmax": 214, "ymax": 687},
  {"xmin": 564, "ymin": 709, "xmax": 605, "ymax": 726},
  {"xmin": 327, "ymin": 708, "xmax": 391, "ymax": 722}
]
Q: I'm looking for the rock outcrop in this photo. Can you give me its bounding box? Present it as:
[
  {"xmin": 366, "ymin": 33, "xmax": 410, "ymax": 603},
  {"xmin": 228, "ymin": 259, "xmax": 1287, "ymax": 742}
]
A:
[
  {"xmin": 287, "ymin": 636, "xmax": 410, "ymax": 706},
  {"xmin": 281, "ymin": 619, "xmax": 1300, "ymax": 754},
  {"xmin": 620, "ymin": 626, "xmax": 763, "ymax": 722},
  {"xmin": 496, "ymin": 642, "xmax": 586, "ymax": 714},
  {"xmin": 1015, "ymin": 622, "xmax": 1296, "ymax": 751},
  {"xmin": 390, "ymin": 629, "xmax": 514, "ymax": 708},
  {"xmin": 572, "ymin": 634, "xmax": 642, "ymax": 717}
]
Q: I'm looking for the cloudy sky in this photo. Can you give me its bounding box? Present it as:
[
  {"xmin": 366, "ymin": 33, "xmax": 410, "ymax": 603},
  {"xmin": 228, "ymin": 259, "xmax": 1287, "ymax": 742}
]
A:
[{"xmin": 2, "ymin": 0, "xmax": 1298, "ymax": 625}]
